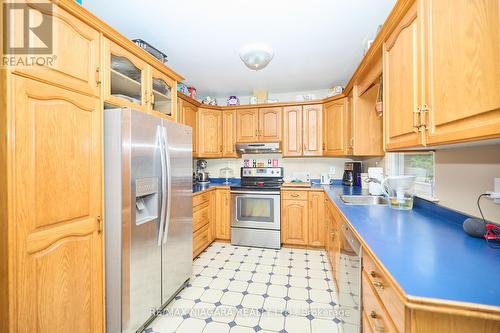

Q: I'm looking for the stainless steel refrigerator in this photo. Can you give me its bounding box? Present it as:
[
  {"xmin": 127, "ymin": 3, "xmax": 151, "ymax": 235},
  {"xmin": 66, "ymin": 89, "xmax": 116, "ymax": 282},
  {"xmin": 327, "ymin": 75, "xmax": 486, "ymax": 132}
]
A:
[{"xmin": 104, "ymin": 108, "xmax": 193, "ymax": 333}]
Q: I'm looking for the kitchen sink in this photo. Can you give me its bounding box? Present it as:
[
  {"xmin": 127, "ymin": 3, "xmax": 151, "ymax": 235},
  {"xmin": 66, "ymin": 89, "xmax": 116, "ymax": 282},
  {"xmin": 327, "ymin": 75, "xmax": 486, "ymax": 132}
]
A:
[{"xmin": 339, "ymin": 195, "xmax": 388, "ymax": 205}]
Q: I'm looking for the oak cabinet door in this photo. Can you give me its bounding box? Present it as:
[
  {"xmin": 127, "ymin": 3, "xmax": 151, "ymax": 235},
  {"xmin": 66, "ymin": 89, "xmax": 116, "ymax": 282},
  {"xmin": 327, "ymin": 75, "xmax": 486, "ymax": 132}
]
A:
[
  {"xmin": 303, "ymin": 104, "xmax": 323, "ymax": 156},
  {"xmin": 11, "ymin": 2, "xmax": 101, "ymax": 97},
  {"xmin": 323, "ymin": 99, "xmax": 347, "ymax": 156},
  {"xmin": 223, "ymin": 110, "xmax": 238, "ymax": 157},
  {"xmin": 383, "ymin": 2, "xmax": 423, "ymax": 150},
  {"xmin": 215, "ymin": 189, "xmax": 231, "ymax": 240},
  {"xmin": 236, "ymin": 108, "xmax": 259, "ymax": 142},
  {"xmin": 198, "ymin": 109, "xmax": 222, "ymax": 157},
  {"xmin": 308, "ymin": 192, "xmax": 325, "ymax": 247},
  {"xmin": 12, "ymin": 77, "xmax": 103, "ymax": 333},
  {"xmin": 281, "ymin": 199, "xmax": 308, "ymax": 246},
  {"xmin": 259, "ymin": 107, "xmax": 282, "ymax": 142},
  {"xmin": 283, "ymin": 106, "xmax": 303, "ymax": 157},
  {"xmin": 422, "ymin": 0, "xmax": 500, "ymax": 145},
  {"xmin": 178, "ymin": 99, "xmax": 198, "ymax": 156}
]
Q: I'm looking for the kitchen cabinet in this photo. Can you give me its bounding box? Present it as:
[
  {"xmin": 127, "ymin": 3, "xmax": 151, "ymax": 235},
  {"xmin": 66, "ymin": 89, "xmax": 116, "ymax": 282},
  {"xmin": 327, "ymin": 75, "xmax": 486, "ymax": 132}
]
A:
[
  {"xmin": 215, "ymin": 188, "xmax": 231, "ymax": 240},
  {"xmin": 383, "ymin": 1, "xmax": 422, "ymax": 150},
  {"xmin": 222, "ymin": 110, "xmax": 238, "ymax": 157},
  {"xmin": 281, "ymin": 196, "xmax": 309, "ymax": 246},
  {"xmin": 10, "ymin": 76, "xmax": 103, "ymax": 332},
  {"xmin": 421, "ymin": 0, "xmax": 500, "ymax": 145},
  {"xmin": 178, "ymin": 97, "xmax": 198, "ymax": 156},
  {"xmin": 148, "ymin": 66, "xmax": 176, "ymax": 120},
  {"xmin": 104, "ymin": 38, "xmax": 148, "ymax": 111},
  {"xmin": 308, "ymin": 191, "xmax": 325, "ymax": 247},
  {"xmin": 259, "ymin": 107, "xmax": 282, "ymax": 141},
  {"xmin": 193, "ymin": 191, "xmax": 213, "ymax": 258},
  {"xmin": 198, "ymin": 108, "xmax": 223, "ymax": 158},
  {"xmin": 346, "ymin": 92, "xmax": 354, "ymax": 155},
  {"xmin": 384, "ymin": 0, "xmax": 500, "ymax": 150},
  {"xmin": 281, "ymin": 189, "xmax": 326, "ymax": 247},
  {"xmin": 323, "ymin": 98, "xmax": 348, "ymax": 156},
  {"xmin": 236, "ymin": 107, "xmax": 282, "ymax": 142},
  {"xmin": 302, "ymin": 104, "xmax": 323, "ymax": 156},
  {"xmin": 283, "ymin": 106, "xmax": 303, "ymax": 157},
  {"xmin": 236, "ymin": 108, "xmax": 259, "ymax": 142},
  {"xmin": 11, "ymin": 3, "xmax": 101, "ymax": 97},
  {"xmin": 283, "ymin": 104, "xmax": 322, "ymax": 157}
]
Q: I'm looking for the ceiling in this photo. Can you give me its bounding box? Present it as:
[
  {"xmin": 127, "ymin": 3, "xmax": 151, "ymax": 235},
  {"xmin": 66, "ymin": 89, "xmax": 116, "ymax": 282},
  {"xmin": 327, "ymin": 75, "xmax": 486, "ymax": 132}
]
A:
[{"xmin": 85, "ymin": 0, "xmax": 396, "ymax": 98}]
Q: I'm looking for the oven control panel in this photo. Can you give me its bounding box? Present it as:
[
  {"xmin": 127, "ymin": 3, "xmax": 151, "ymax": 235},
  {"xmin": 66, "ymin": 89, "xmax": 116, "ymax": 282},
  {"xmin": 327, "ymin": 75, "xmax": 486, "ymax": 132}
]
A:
[{"xmin": 241, "ymin": 167, "xmax": 283, "ymax": 178}]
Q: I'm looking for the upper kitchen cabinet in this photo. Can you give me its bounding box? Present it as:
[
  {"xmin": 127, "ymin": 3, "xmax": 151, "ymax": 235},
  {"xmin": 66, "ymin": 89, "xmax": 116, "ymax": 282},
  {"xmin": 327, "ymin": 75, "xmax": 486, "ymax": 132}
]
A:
[
  {"xmin": 223, "ymin": 110, "xmax": 238, "ymax": 157},
  {"xmin": 383, "ymin": 1, "xmax": 423, "ymax": 150},
  {"xmin": 259, "ymin": 107, "xmax": 282, "ymax": 142},
  {"xmin": 283, "ymin": 104, "xmax": 322, "ymax": 157},
  {"xmin": 323, "ymin": 98, "xmax": 348, "ymax": 156},
  {"xmin": 198, "ymin": 108, "xmax": 223, "ymax": 158},
  {"xmin": 178, "ymin": 97, "xmax": 198, "ymax": 156},
  {"xmin": 11, "ymin": 2, "xmax": 101, "ymax": 97},
  {"xmin": 302, "ymin": 104, "xmax": 323, "ymax": 156},
  {"xmin": 236, "ymin": 108, "xmax": 259, "ymax": 142},
  {"xmin": 236, "ymin": 107, "xmax": 282, "ymax": 142},
  {"xmin": 148, "ymin": 66, "xmax": 176, "ymax": 120},
  {"xmin": 283, "ymin": 105, "xmax": 303, "ymax": 157},
  {"xmin": 104, "ymin": 38, "xmax": 148, "ymax": 111},
  {"xmin": 421, "ymin": 0, "xmax": 500, "ymax": 145}
]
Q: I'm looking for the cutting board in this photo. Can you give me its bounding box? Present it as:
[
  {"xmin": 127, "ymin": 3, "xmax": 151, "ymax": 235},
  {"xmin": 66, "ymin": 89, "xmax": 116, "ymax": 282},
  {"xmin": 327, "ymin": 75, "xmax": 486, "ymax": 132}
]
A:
[{"xmin": 282, "ymin": 182, "xmax": 311, "ymax": 188}]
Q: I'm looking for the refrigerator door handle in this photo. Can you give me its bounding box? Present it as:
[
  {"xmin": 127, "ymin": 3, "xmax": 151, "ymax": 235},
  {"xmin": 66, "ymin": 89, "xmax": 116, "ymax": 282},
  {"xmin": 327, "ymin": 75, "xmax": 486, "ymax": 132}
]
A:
[
  {"xmin": 158, "ymin": 125, "xmax": 167, "ymax": 246},
  {"xmin": 162, "ymin": 125, "xmax": 172, "ymax": 244}
]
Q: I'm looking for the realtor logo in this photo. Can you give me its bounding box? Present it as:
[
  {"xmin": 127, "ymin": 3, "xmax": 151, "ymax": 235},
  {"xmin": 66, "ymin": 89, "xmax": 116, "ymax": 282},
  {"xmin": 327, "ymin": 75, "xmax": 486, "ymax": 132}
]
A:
[{"xmin": 2, "ymin": 2, "xmax": 56, "ymax": 67}]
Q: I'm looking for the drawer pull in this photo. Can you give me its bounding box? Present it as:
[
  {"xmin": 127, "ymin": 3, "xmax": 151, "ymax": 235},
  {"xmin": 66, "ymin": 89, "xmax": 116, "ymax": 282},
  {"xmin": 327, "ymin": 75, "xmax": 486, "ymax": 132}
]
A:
[
  {"xmin": 370, "ymin": 271, "xmax": 377, "ymax": 278},
  {"xmin": 291, "ymin": 194, "xmax": 299, "ymax": 197},
  {"xmin": 373, "ymin": 281, "xmax": 385, "ymax": 289},
  {"xmin": 370, "ymin": 311, "xmax": 377, "ymax": 319}
]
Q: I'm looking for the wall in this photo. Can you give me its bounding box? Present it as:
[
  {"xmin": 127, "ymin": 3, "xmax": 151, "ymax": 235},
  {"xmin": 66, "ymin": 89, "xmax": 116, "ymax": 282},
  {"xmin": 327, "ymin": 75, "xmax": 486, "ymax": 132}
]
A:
[
  {"xmin": 198, "ymin": 154, "xmax": 352, "ymax": 181},
  {"xmin": 202, "ymin": 88, "xmax": 334, "ymax": 106},
  {"xmin": 360, "ymin": 144, "xmax": 500, "ymax": 222}
]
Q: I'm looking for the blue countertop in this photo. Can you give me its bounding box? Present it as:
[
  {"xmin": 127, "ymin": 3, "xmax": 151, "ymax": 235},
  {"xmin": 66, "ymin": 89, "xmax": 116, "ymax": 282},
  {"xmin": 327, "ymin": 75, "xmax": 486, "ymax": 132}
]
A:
[
  {"xmin": 193, "ymin": 179, "xmax": 240, "ymax": 193},
  {"xmin": 319, "ymin": 184, "xmax": 500, "ymax": 307}
]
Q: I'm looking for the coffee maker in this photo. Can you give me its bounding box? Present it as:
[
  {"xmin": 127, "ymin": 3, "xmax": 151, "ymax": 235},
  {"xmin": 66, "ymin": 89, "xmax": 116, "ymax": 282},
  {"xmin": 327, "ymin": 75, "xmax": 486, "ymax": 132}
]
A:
[{"xmin": 342, "ymin": 161, "xmax": 362, "ymax": 186}]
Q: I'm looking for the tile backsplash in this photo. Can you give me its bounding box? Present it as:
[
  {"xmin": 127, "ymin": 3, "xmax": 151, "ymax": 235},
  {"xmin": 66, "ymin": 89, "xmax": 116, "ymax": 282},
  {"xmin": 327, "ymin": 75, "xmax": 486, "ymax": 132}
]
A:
[{"xmin": 196, "ymin": 155, "xmax": 353, "ymax": 181}]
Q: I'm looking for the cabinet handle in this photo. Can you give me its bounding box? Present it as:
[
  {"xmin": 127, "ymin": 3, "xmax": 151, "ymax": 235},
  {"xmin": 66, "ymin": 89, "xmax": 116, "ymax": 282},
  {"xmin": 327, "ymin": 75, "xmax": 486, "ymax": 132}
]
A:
[
  {"xmin": 151, "ymin": 92, "xmax": 155, "ymax": 105},
  {"xmin": 370, "ymin": 271, "xmax": 377, "ymax": 278},
  {"xmin": 291, "ymin": 194, "xmax": 299, "ymax": 197},
  {"xmin": 97, "ymin": 216, "xmax": 103, "ymax": 234},
  {"xmin": 370, "ymin": 311, "xmax": 377, "ymax": 319},
  {"xmin": 255, "ymin": 129, "xmax": 258, "ymax": 137},
  {"xmin": 413, "ymin": 107, "xmax": 421, "ymax": 132},
  {"xmin": 95, "ymin": 66, "xmax": 101, "ymax": 86},
  {"xmin": 373, "ymin": 280, "xmax": 385, "ymax": 289}
]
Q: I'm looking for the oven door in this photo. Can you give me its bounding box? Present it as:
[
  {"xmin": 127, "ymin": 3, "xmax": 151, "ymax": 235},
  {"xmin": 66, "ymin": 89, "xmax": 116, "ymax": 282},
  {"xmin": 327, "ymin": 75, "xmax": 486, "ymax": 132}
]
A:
[{"xmin": 230, "ymin": 191, "xmax": 280, "ymax": 230}]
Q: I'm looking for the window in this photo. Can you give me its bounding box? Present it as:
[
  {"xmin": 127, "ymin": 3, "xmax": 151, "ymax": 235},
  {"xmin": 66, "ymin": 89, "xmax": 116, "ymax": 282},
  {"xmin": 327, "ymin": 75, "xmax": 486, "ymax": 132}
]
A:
[{"xmin": 386, "ymin": 152, "xmax": 437, "ymax": 200}]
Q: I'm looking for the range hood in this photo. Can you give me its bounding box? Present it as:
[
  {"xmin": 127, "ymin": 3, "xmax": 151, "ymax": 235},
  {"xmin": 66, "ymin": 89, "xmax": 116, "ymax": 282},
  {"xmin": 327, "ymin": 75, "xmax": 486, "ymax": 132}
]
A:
[{"xmin": 235, "ymin": 142, "xmax": 281, "ymax": 154}]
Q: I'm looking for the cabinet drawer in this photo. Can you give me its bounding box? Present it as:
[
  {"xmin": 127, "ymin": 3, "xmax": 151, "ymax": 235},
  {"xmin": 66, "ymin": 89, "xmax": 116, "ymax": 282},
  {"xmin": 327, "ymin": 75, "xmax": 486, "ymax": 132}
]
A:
[
  {"xmin": 363, "ymin": 251, "xmax": 405, "ymax": 332},
  {"xmin": 193, "ymin": 224, "xmax": 211, "ymax": 258},
  {"xmin": 282, "ymin": 190, "xmax": 308, "ymax": 200},
  {"xmin": 193, "ymin": 191, "xmax": 211, "ymax": 208},
  {"xmin": 193, "ymin": 204, "xmax": 210, "ymax": 232},
  {"xmin": 362, "ymin": 272, "xmax": 398, "ymax": 333}
]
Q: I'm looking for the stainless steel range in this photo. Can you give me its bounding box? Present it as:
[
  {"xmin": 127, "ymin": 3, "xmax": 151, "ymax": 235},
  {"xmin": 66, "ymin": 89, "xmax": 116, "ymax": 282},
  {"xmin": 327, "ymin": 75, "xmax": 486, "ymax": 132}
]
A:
[{"xmin": 230, "ymin": 167, "xmax": 283, "ymax": 249}]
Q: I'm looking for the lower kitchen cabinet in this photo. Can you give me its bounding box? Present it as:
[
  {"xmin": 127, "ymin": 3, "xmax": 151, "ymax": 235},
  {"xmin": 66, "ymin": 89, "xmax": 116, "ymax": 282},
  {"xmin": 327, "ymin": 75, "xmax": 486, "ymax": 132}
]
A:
[
  {"xmin": 308, "ymin": 191, "xmax": 325, "ymax": 247},
  {"xmin": 193, "ymin": 190, "xmax": 214, "ymax": 258},
  {"xmin": 281, "ymin": 190, "xmax": 326, "ymax": 247},
  {"xmin": 215, "ymin": 188, "xmax": 231, "ymax": 240}
]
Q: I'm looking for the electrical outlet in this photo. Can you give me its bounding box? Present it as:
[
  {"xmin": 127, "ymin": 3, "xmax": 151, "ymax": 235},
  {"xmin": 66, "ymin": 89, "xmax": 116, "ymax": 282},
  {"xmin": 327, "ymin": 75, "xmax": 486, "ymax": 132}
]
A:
[{"xmin": 495, "ymin": 178, "xmax": 500, "ymax": 204}]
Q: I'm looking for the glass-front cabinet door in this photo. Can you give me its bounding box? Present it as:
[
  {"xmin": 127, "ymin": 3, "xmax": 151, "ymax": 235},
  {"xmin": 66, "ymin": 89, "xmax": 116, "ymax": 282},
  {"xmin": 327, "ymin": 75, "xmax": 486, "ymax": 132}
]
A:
[
  {"xmin": 149, "ymin": 66, "xmax": 176, "ymax": 119},
  {"xmin": 104, "ymin": 39, "xmax": 147, "ymax": 110}
]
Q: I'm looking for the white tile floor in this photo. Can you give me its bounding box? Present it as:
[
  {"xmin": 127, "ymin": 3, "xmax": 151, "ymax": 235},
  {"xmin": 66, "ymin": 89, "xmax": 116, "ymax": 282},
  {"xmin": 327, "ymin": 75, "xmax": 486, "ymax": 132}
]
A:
[{"xmin": 147, "ymin": 242, "xmax": 359, "ymax": 333}]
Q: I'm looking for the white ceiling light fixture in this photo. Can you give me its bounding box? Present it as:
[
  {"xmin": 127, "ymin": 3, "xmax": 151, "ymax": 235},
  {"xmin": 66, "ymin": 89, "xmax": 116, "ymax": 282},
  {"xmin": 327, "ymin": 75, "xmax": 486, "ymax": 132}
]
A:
[{"xmin": 239, "ymin": 43, "xmax": 274, "ymax": 71}]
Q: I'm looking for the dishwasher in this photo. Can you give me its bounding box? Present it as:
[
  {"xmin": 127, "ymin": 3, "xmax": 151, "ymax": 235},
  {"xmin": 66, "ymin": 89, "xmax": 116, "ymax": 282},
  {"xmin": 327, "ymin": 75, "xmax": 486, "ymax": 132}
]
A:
[{"xmin": 337, "ymin": 219, "xmax": 362, "ymax": 332}]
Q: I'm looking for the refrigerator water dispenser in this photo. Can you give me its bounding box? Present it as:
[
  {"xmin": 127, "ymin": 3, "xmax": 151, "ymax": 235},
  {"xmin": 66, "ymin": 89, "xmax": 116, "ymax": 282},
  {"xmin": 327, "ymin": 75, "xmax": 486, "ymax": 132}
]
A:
[{"xmin": 135, "ymin": 177, "xmax": 159, "ymax": 225}]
